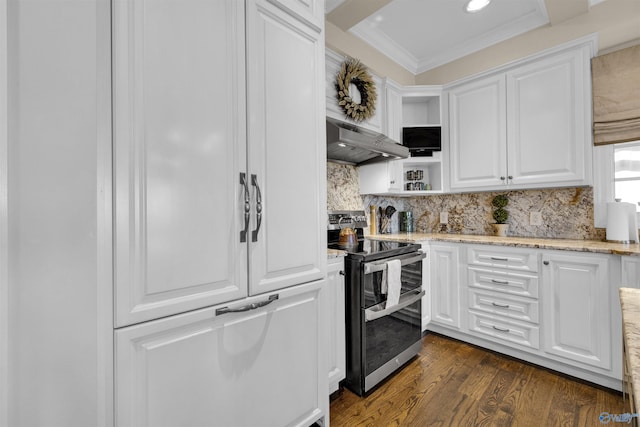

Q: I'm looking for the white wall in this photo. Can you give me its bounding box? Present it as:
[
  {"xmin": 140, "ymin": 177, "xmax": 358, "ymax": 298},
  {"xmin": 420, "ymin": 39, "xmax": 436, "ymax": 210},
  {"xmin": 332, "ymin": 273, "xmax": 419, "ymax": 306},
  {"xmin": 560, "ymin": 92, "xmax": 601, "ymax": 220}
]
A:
[{"xmin": 415, "ymin": 0, "xmax": 640, "ymax": 85}]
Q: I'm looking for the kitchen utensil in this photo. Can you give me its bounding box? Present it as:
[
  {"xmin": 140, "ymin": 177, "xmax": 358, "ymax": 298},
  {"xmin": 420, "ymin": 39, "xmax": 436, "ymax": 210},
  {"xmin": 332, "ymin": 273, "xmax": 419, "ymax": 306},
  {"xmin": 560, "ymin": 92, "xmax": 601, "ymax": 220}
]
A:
[{"xmin": 385, "ymin": 205, "xmax": 397, "ymax": 218}]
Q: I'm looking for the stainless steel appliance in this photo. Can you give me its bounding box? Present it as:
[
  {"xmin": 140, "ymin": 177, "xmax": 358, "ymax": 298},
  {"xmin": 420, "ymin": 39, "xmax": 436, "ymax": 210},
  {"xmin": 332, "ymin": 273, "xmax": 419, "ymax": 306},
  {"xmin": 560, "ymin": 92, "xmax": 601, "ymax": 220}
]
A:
[
  {"xmin": 328, "ymin": 210, "xmax": 425, "ymax": 396},
  {"xmin": 326, "ymin": 117, "xmax": 409, "ymax": 165}
]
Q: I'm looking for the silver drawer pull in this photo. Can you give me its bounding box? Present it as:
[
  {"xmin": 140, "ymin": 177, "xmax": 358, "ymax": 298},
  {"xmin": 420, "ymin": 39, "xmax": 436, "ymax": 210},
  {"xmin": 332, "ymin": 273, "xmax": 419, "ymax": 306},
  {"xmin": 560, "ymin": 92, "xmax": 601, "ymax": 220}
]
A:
[
  {"xmin": 490, "ymin": 256, "xmax": 508, "ymax": 261},
  {"xmin": 492, "ymin": 325, "xmax": 510, "ymax": 333},
  {"xmin": 215, "ymin": 294, "xmax": 278, "ymax": 316},
  {"xmin": 491, "ymin": 279, "xmax": 509, "ymax": 285},
  {"xmin": 491, "ymin": 302, "xmax": 510, "ymax": 308}
]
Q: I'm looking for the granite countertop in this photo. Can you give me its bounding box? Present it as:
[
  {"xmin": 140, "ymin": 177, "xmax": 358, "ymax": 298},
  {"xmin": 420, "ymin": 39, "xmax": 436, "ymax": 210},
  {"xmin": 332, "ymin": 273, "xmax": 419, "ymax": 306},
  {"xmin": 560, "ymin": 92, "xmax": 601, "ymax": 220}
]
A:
[
  {"xmin": 327, "ymin": 248, "xmax": 346, "ymax": 259},
  {"xmin": 619, "ymin": 287, "xmax": 640, "ymax": 406},
  {"xmin": 366, "ymin": 232, "xmax": 640, "ymax": 256}
]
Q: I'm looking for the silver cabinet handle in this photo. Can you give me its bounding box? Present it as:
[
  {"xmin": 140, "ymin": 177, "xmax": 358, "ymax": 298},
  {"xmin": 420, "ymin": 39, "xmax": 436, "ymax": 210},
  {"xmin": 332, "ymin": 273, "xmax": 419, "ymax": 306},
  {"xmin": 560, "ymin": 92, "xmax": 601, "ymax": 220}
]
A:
[
  {"xmin": 492, "ymin": 302, "xmax": 510, "ymax": 308},
  {"xmin": 240, "ymin": 173, "xmax": 250, "ymax": 242},
  {"xmin": 491, "ymin": 279, "xmax": 509, "ymax": 285},
  {"xmin": 251, "ymin": 174, "xmax": 262, "ymax": 242},
  {"xmin": 215, "ymin": 294, "xmax": 278, "ymax": 316},
  {"xmin": 500, "ymin": 176, "xmax": 506, "ymax": 181},
  {"xmin": 492, "ymin": 325, "xmax": 510, "ymax": 333},
  {"xmin": 543, "ymin": 261, "xmax": 549, "ymax": 265},
  {"xmin": 508, "ymin": 175, "xmax": 513, "ymax": 180},
  {"xmin": 490, "ymin": 256, "xmax": 508, "ymax": 261}
]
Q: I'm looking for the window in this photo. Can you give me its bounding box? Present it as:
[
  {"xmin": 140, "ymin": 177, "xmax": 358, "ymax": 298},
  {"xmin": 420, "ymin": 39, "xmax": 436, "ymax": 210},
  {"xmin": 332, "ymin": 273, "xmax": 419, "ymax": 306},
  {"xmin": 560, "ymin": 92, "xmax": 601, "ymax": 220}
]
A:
[{"xmin": 614, "ymin": 141, "xmax": 640, "ymax": 211}]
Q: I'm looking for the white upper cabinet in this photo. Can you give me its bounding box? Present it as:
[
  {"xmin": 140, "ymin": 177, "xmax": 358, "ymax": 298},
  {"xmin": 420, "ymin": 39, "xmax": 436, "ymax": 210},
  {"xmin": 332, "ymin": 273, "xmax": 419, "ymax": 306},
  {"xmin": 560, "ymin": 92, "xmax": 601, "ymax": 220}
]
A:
[
  {"xmin": 449, "ymin": 74, "xmax": 507, "ymax": 190},
  {"xmin": 325, "ymin": 49, "xmax": 384, "ymax": 134},
  {"xmin": 113, "ymin": 0, "xmax": 325, "ymax": 327},
  {"xmin": 448, "ymin": 40, "xmax": 593, "ymax": 192},
  {"xmin": 506, "ymin": 46, "xmax": 591, "ymax": 187}
]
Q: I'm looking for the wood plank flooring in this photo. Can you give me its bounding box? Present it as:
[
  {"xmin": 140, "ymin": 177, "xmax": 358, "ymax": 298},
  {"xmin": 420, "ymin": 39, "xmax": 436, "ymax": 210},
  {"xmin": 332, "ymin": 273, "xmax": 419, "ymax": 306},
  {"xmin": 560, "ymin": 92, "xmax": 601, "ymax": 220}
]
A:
[{"xmin": 330, "ymin": 333, "xmax": 625, "ymax": 427}]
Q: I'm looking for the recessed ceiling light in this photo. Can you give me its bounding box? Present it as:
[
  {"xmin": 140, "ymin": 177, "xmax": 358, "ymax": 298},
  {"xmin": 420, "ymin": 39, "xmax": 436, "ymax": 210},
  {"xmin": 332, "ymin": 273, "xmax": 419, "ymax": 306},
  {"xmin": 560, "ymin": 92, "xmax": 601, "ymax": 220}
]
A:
[{"xmin": 464, "ymin": 0, "xmax": 491, "ymax": 13}]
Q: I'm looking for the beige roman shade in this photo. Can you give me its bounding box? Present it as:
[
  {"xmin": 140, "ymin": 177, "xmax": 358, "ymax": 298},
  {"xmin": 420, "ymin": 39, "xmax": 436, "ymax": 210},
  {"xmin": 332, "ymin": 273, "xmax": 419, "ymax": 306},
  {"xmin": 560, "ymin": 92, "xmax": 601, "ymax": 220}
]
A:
[{"xmin": 592, "ymin": 44, "xmax": 640, "ymax": 145}]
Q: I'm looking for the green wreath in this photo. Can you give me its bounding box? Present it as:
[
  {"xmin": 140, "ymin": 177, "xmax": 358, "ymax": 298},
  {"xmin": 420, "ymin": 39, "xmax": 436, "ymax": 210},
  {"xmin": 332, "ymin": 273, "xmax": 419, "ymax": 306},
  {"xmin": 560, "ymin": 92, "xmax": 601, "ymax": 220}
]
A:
[{"xmin": 335, "ymin": 58, "xmax": 377, "ymax": 122}]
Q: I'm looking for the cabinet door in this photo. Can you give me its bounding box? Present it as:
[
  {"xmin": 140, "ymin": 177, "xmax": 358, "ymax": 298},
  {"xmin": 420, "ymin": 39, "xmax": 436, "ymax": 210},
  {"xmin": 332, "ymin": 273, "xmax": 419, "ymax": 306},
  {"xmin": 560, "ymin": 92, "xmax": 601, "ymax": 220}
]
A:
[
  {"xmin": 542, "ymin": 253, "xmax": 611, "ymax": 370},
  {"xmin": 622, "ymin": 256, "xmax": 640, "ymax": 288},
  {"xmin": 449, "ymin": 74, "xmax": 507, "ymax": 190},
  {"xmin": 358, "ymin": 160, "xmax": 403, "ymax": 194},
  {"xmin": 384, "ymin": 80, "xmax": 403, "ymax": 142},
  {"xmin": 115, "ymin": 281, "xmax": 326, "ymax": 427},
  {"xmin": 325, "ymin": 49, "xmax": 384, "ymax": 135},
  {"xmin": 113, "ymin": 0, "xmax": 247, "ymax": 327},
  {"xmin": 430, "ymin": 244, "xmax": 461, "ymax": 329},
  {"xmin": 507, "ymin": 46, "xmax": 591, "ymax": 187},
  {"xmin": 245, "ymin": 0, "xmax": 325, "ymax": 295},
  {"xmin": 327, "ymin": 257, "xmax": 346, "ymax": 394}
]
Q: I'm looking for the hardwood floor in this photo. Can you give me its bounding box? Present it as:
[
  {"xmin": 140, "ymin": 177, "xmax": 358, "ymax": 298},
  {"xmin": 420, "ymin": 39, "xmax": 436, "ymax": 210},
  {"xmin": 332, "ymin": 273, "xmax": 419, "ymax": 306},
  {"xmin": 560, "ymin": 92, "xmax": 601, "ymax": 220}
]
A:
[{"xmin": 330, "ymin": 333, "xmax": 625, "ymax": 427}]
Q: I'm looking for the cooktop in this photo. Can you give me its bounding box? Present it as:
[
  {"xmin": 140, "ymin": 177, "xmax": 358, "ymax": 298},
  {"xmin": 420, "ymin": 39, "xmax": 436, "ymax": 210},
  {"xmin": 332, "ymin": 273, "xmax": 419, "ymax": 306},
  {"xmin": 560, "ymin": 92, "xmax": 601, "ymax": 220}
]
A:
[{"xmin": 328, "ymin": 238, "xmax": 420, "ymax": 261}]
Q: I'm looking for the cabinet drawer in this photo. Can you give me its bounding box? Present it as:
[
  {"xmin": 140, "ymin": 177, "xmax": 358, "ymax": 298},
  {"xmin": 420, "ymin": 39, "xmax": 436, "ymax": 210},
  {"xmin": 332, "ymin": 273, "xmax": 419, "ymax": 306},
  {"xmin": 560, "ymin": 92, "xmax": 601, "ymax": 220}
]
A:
[
  {"xmin": 468, "ymin": 289, "xmax": 539, "ymax": 324},
  {"xmin": 468, "ymin": 311, "xmax": 540, "ymax": 350},
  {"xmin": 468, "ymin": 266, "xmax": 539, "ymax": 298},
  {"xmin": 467, "ymin": 246, "xmax": 538, "ymax": 272}
]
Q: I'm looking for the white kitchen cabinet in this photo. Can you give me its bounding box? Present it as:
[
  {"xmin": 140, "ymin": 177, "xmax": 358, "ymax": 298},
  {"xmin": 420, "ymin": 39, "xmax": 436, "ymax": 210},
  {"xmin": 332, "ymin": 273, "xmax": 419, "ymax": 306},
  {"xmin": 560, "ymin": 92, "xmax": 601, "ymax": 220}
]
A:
[
  {"xmin": 421, "ymin": 242, "xmax": 432, "ymax": 331},
  {"xmin": 622, "ymin": 256, "xmax": 640, "ymax": 288},
  {"xmin": 327, "ymin": 256, "xmax": 346, "ymax": 394},
  {"xmin": 448, "ymin": 74, "xmax": 507, "ymax": 190},
  {"xmin": 245, "ymin": 0, "xmax": 325, "ymax": 296},
  {"xmin": 358, "ymin": 159, "xmax": 404, "ymax": 194},
  {"xmin": 466, "ymin": 245, "xmax": 541, "ymax": 351},
  {"xmin": 113, "ymin": 0, "xmax": 326, "ymax": 327},
  {"xmin": 325, "ymin": 49, "xmax": 383, "ymax": 134},
  {"xmin": 448, "ymin": 41, "xmax": 593, "ymax": 192},
  {"xmin": 115, "ymin": 281, "xmax": 326, "ymax": 427},
  {"xmin": 429, "ymin": 243, "xmax": 461, "ymax": 330},
  {"xmin": 384, "ymin": 78, "xmax": 403, "ymax": 142},
  {"xmin": 542, "ymin": 252, "xmax": 611, "ymax": 370}
]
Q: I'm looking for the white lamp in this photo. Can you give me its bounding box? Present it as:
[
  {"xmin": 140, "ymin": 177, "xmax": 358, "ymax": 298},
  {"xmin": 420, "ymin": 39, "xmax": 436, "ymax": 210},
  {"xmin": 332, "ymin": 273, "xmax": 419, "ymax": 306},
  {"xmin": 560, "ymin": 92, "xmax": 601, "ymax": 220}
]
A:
[{"xmin": 464, "ymin": 0, "xmax": 491, "ymax": 13}]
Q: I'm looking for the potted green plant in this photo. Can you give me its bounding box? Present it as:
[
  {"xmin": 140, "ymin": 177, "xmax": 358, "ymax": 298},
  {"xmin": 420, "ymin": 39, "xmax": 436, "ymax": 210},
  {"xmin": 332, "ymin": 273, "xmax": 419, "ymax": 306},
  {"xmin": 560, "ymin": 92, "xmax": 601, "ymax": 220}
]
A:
[{"xmin": 491, "ymin": 194, "xmax": 509, "ymax": 237}]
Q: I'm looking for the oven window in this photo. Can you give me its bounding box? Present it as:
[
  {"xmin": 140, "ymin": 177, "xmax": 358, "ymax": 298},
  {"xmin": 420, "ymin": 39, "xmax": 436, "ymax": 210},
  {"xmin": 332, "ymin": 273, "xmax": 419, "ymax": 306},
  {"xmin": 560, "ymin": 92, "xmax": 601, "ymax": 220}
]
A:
[
  {"xmin": 364, "ymin": 298, "xmax": 421, "ymax": 376},
  {"xmin": 363, "ymin": 260, "xmax": 422, "ymax": 309}
]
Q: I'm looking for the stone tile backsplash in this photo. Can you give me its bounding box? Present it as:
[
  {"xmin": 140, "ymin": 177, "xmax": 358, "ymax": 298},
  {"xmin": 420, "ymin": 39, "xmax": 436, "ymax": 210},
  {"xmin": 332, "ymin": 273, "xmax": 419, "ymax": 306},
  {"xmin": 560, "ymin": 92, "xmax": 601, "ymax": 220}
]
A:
[{"xmin": 327, "ymin": 162, "xmax": 604, "ymax": 240}]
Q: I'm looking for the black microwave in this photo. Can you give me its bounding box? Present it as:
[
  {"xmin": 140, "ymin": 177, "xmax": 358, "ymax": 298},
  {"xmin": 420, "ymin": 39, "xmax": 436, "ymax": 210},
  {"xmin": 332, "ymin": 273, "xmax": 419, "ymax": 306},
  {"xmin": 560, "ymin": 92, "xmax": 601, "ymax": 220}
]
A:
[{"xmin": 402, "ymin": 127, "xmax": 441, "ymax": 157}]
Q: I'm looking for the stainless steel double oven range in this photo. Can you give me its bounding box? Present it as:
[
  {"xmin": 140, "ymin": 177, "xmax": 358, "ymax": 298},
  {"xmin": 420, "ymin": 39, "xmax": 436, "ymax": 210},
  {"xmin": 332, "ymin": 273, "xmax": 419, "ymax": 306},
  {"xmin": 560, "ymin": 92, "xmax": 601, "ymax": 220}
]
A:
[{"xmin": 328, "ymin": 210, "xmax": 426, "ymax": 396}]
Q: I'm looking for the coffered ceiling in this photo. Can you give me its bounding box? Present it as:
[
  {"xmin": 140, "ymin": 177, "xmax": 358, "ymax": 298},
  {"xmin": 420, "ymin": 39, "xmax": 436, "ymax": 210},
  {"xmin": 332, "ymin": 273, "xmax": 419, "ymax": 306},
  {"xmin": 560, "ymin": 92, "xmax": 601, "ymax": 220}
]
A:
[{"xmin": 325, "ymin": 0, "xmax": 603, "ymax": 75}]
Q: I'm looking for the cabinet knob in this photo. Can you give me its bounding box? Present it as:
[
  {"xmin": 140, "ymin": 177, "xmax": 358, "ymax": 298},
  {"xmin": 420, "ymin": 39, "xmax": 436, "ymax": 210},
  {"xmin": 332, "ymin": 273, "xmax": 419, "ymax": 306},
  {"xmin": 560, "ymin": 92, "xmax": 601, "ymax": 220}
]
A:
[
  {"xmin": 543, "ymin": 261, "xmax": 549, "ymax": 265},
  {"xmin": 508, "ymin": 175, "xmax": 513, "ymax": 180},
  {"xmin": 500, "ymin": 176, "xmax": 506, "ymax": 181},
  {"xmin": 339, "ymin": 271, "xmax": 345, "ymax": 276}
]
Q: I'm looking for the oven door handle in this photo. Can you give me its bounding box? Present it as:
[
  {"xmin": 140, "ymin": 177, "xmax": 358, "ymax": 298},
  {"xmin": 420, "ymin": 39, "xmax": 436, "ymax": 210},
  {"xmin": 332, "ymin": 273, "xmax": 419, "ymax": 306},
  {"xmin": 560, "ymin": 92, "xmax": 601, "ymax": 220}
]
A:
[
  {"xmin": 363, "ymin": 251, "xmax": 426, "ymax": 275},
  {"xmin": 365, "ymin": 289, "xmax": 425, "ymax": 322}
]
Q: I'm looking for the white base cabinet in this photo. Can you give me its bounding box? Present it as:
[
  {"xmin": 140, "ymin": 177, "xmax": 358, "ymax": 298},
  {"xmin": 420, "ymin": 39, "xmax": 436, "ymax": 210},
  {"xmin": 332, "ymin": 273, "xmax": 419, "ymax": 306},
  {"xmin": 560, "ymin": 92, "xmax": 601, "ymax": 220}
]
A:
[
  {"xmin": 542, "ymin": 252, "xmax": 611, "ymax": 370},
  {"xmin": 327, "ymin": 256, "xmax": 346, "ymax": 394},
  {"xmin": 429, "ymin": 243, "xmax": 460, "ymax": 330},
  {"xmin": 116, "ymin": 281, "xmax": 326, "ymax": 427},
  {"xmin": 424, "ymin": 241, "xmax": 624, "ymax": 391}
]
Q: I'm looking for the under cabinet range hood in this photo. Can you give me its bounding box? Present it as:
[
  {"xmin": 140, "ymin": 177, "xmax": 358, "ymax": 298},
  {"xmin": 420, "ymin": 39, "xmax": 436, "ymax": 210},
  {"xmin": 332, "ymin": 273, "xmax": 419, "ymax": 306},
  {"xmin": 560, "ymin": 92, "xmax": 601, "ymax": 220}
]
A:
[{"xmin": 326, "ymin": 117, "xmax": 409, "ymax": 165}]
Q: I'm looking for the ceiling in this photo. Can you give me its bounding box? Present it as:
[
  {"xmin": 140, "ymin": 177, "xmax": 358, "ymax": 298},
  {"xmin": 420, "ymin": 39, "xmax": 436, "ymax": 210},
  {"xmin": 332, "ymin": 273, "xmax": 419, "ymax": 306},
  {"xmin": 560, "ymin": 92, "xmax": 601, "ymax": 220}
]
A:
[{"xmin": 325, "ymin": 0, "xmax": 604, "ymax": 75}]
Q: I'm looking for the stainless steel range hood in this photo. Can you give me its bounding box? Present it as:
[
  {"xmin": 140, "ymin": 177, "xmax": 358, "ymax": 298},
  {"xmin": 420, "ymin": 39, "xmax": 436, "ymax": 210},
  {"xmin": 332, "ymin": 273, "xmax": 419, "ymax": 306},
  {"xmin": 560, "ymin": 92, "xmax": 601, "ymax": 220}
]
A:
[{"xmin": 326, "ymin": 117, "xmax": 409, "ymax": 166}]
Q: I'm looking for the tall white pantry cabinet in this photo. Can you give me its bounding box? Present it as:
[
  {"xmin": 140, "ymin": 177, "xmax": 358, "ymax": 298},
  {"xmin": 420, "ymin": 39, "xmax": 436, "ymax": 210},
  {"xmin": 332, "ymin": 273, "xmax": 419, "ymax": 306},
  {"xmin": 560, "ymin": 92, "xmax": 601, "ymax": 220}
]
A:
[{"xmin": 1, "ymin": 0, "xmax": 327, "ymax": 426}]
